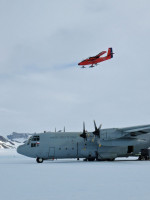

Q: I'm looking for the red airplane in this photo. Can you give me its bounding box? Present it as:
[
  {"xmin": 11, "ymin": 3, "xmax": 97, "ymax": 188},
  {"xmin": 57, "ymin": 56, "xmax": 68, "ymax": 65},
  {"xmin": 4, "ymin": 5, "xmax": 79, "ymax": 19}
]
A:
[{"xmin": 78, "ymin": 48, "xmax": 114, "ymax": 68}]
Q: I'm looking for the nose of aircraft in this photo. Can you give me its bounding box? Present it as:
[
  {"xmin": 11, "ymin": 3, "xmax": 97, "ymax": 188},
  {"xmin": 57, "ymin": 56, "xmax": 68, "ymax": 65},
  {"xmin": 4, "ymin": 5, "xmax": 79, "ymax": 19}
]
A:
[{"xmin": 17, "ymin": 145, "xmax": 24, "ymax": 155}]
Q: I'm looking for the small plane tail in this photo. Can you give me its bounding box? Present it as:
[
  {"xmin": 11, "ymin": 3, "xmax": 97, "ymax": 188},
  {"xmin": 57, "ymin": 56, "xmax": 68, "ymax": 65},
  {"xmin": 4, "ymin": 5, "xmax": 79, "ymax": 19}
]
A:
[{"xmin": 107, "ymin": 48, "xmax": 113, "ymax": 58}]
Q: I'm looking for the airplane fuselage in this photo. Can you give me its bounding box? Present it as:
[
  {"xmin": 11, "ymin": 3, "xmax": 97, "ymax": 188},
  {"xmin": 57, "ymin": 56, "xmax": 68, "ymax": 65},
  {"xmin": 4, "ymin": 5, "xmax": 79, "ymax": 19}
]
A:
[
  {"xmin": 78, "ymin": 48, "xmax": 113, "ymax": 67},
  {"xmin": 17, "ymin": 126, "xmax": 150, "ymax": 162},
  {"xmin": 79, "ymin": 57, "xmax": 108, "ymax": 66}
]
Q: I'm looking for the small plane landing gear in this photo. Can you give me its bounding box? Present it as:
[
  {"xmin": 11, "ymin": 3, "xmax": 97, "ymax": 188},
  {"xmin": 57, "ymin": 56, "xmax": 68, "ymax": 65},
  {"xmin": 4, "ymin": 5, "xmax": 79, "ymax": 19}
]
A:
[
  {"xmin": 36, "ymin": 157, "xmax": 43, "ymax": 163},
  {"xmin": 89, "ymin": 65, "xmax": 94, "ymax": 68}
]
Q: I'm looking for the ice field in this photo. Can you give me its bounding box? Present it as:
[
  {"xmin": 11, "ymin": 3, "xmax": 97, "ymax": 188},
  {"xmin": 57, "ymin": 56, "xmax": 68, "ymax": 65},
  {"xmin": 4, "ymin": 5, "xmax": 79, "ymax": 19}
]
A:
[{"xmin": 1, "ymin": 149, "xmax": 150, "ymax": 200}]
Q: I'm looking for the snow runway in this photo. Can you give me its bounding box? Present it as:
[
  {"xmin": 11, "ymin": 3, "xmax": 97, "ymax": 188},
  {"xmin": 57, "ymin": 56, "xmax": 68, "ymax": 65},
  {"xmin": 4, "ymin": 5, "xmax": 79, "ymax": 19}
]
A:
[{"xmin": 0, "ymin": 150, "xmax": 150, "ymax": 200}]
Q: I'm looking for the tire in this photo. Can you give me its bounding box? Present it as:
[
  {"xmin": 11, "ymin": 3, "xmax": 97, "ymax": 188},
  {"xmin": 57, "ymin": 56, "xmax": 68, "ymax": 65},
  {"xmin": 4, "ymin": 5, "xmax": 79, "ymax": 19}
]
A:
[
  {"xmin": 88, "ymin": 158, "xmax": 95, "ymax": 161},
  {"xmin": 36, "ymin": 157, "xmax": 43, "ymax": 163},
  {"xmin": 108, "ymin": 158, "xmax": 115, "ymax": 161}
]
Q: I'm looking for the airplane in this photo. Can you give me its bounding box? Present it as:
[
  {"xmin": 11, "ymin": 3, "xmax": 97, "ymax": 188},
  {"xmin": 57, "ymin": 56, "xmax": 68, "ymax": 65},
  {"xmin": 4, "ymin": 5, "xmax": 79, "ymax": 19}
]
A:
[
  {"xmin": 78, "ymin": 48, "xmax": 114, "ymax": 68},
  {"xmin": 17, "ymin": 121, "xmax": 150, "ymax": 163}
]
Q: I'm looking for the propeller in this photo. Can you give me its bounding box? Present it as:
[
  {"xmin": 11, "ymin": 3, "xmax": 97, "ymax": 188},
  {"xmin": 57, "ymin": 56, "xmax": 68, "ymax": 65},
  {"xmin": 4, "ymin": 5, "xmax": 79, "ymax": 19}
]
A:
[
  {"xmin": 93, "ymin": 120, "xmax": 102, "ymax": 137},
  {"xmin": 80, "ymin": 122, "xmax": 87, "ymax": 140}
]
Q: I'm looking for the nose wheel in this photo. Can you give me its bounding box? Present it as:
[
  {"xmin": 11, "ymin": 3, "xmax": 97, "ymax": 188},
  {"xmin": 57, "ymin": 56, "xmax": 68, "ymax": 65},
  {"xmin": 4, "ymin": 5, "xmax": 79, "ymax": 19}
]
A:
[
  {"xmin": 36, "ymin": 157, "xmax": 43, "ymax": 163},
  {"xmin": 89, "ymin": 65, "xmax": 94, "ymax": 68}
]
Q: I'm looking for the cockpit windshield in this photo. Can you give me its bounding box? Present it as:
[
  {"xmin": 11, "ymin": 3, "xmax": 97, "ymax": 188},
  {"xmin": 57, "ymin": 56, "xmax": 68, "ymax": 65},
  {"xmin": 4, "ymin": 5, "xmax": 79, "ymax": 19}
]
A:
[
  {"xmin": 27, "ymin": 135, "xmax": 40, "ymax": 145},
  {"xmin": 27, "ymin": 137, "xmax": 32, "ymax": 145},
  {"xmin": 31, "ymin": 135, "xmax": 40, "ymax": 141}
]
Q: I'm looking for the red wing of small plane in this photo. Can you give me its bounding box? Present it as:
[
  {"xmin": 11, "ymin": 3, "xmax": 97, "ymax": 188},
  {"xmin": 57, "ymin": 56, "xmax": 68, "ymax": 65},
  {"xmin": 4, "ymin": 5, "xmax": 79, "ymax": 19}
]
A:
[{"xmin": 78, "ymin": 48, "xmax": 113, "ymax": 68}]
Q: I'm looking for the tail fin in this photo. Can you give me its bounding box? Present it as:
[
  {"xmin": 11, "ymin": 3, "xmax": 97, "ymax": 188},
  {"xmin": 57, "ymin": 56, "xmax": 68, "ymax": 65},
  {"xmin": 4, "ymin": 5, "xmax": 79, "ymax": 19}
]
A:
[{"xmin": 107, "ymin": 48, "xmax": 113, "ymax": 58}]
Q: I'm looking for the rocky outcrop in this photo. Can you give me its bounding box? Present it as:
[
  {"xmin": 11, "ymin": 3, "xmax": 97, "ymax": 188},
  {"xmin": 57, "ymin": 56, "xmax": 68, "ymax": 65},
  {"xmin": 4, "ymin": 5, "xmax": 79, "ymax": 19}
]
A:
[{"xmin": 0, "ymin": 136, "xmax": 15, "ymax": 149}]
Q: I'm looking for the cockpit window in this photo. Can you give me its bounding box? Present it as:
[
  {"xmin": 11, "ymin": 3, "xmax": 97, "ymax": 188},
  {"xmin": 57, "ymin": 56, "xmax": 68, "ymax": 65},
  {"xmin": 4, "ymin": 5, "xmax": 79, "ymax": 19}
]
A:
[
  {"xmin": 27, "ymin": 135, "xmax": 40, "ymax": 145},
  {"xmin": 27, "ymin": 137, "xmax": 31, "ymax": 145},
  {"xmin": 31, "ymin": 142, "xmax": 40, "ymax": 147},
  {"xmin": 31, "ymin": 136, "xmax": 40, "ymax": 141},
  {"xmin": 31, "ymin": 143, "xmax": 36, "ymax": 147}
]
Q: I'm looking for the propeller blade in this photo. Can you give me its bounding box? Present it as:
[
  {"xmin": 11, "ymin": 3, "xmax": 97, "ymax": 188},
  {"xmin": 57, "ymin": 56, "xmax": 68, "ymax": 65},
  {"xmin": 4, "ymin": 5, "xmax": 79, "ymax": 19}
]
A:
[
  {"xmin": 80, "ymin": 122, "xmax": 87, "ymax": 139},
  {"xmin": 99, "ymin": 124, "xmax": 102, "ymax": 129},
  {"xmin": 83, "ymin": 121, "xmax": 85, "ymax": 132},
  {"xmin": 64, "ymin": 126, "xmax": 65, "ymax": 132},
  {"xmin": 94, "ymin": 120, "xmax": 97, "ymax": 131},
  {"xmin": 93, "ymin": 120, "xmax": 101, "ymax": 137}
]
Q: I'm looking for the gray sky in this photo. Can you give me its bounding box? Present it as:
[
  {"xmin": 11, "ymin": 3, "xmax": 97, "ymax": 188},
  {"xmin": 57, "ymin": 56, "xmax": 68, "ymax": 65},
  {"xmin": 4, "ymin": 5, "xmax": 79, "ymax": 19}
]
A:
[{"xmin": 0, "ymin": 0, "xmax": 150, "ymax": 135}]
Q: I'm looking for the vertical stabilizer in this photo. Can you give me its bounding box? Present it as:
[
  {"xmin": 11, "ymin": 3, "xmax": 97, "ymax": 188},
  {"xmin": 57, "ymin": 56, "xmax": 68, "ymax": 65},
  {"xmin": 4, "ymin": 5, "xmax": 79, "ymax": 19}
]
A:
[{"xmin": 107, "ymin": 48, "xmax": 113, "ymax": 58}]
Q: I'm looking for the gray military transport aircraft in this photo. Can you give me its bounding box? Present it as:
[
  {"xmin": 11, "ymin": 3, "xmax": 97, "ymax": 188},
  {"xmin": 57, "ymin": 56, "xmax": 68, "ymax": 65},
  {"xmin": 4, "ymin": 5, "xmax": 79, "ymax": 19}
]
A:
[{"xmin": 17, "ymin": 122, "xmax": 150, "ymax": 163}]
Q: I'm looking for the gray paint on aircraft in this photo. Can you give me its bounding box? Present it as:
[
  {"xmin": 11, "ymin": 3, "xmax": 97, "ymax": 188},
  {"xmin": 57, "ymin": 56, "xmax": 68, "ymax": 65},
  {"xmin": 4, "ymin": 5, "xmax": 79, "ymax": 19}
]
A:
[{"xmin": 17, "ymin": 124, "xmax": 150, "ymax": 162}]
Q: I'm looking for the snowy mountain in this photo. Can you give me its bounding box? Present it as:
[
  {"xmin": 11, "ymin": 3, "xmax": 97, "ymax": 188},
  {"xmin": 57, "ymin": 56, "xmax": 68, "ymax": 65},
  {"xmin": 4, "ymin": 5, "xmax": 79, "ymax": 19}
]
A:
[
  {"xmin": 7, "ymin": 132, "xmax": 32, "ymax": 143},
  {"xmin": 0, "ymin": 136, "xmax": 16, "ymax": 149},
  {"xmin": 0, "ymin": 132, "xmax": 34, "ymax": 150}
]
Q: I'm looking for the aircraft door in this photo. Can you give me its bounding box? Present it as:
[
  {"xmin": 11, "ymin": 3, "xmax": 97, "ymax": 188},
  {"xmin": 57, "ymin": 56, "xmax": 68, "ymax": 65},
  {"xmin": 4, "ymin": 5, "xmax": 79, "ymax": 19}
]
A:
[{"xmin": 49, "ymin": 147, "xmax": 55, "ymax": 159}]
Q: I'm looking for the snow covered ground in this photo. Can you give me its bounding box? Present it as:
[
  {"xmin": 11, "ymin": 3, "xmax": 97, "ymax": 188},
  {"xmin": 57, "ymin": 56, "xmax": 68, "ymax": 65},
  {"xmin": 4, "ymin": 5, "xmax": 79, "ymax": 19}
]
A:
[{"xmin": 0, "ymin": 150, "xmax": 150, "ymax": 200}]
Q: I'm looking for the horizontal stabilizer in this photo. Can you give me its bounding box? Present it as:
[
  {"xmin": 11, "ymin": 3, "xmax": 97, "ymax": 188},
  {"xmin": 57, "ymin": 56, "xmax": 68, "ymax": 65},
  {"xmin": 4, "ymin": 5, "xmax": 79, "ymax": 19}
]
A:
[{"xmin": 119, "ymin": 125, "xmax": 150, "ymax": 136}]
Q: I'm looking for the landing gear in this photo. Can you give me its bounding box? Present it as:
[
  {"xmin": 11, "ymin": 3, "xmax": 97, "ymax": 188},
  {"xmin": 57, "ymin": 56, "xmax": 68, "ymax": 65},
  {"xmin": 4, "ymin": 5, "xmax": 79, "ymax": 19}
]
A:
[
  {"xmin": 138, "ymin": 155, "xmax": 149, "ymax": 161},
  {"xmin": 88, "ymin": 158, "xmax": 95, "ymax": 161},
  {"xmin": 107, "ymin": 158, "xmax": 115, "ymax": 161},
  {"xmin": 138, "ymin": 149, "xmax": 150, "ymax": 161},
  {"xmin": 89, "ymin": 65, "xmax": 94, "ymax": 68},
  {"xmin": 36, "ymin": 157, "xmax": 43, "ymax": 163},
  {"xmin": 96, "ymin": 158, "xmax": 115, "ymax": 161},
  {"xmin": 83, "ymin": 158, "xmax": 95, "ymax": 161}
]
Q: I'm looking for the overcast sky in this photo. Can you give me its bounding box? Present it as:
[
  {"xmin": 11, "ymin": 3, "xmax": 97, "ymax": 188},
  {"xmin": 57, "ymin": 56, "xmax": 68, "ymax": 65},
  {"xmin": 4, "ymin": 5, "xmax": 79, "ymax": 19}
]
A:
[{"xmin": 0, "ymin": 0, "xmax": 150, "ymax": 136}]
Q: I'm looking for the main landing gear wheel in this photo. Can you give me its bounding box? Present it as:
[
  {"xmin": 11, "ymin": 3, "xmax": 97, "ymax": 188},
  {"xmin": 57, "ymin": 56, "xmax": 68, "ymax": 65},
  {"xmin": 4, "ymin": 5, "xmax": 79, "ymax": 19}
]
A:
[
  {"xmin": 138, "ymin": 155, "xmax": 149, "ymax": 161},
  {"xmin": 36, "ymin": 157, "xmax": 43, "ymax": 163}
]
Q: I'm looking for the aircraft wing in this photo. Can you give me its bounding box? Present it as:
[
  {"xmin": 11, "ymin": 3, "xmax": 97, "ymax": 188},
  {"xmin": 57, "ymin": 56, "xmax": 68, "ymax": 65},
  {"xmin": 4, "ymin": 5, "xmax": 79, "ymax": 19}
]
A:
[
  {"xmin": 119, "ymin": 125, "xmax": 150, "ymax": 136},
  {"xmin": 89, "ymin": 51, "xmax": 107, "ymax": 59},
  {"xmin": 96, "ymin": 51, "xmax": 107, "ymax": 57}
]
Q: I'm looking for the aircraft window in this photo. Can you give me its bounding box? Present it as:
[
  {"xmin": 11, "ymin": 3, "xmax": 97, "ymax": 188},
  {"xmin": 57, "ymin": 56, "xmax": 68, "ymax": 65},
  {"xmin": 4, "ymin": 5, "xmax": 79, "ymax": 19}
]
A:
[
  {"xmin": 59, "ymin": 148, "xmax": 61, "ymax": 150},
  {"xmin": 31, "ymin": 143, "xmax": 36, "ymax": 147},
  {"xmin": 27, "ymin": 138, "xmax": 31, "ymax": 145},
  {"xmin": 31, "ymin": 136, "xmax": 40, "ymax": 141}
]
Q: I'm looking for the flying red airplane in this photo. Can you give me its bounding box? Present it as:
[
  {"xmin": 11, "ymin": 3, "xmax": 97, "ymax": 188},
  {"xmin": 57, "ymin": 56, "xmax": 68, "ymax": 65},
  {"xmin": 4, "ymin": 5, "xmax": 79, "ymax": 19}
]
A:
[{"xmin": 78, "ymin": 48, "xmax": 114, "ymax": 68}]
